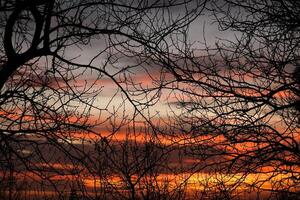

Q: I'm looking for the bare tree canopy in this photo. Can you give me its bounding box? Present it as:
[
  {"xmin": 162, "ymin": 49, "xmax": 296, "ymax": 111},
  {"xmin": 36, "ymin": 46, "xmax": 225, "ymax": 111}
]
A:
[
  {"xmin": 0, "ymin": 0, "xmax": 207, "ymax": 199},
  {"xmin": 0, "ymin": 0, "xmax": 299, "ymax": 199},
  {"xmin": 161, "ymin": 0, "xmax": 299, "ymax": 197}
]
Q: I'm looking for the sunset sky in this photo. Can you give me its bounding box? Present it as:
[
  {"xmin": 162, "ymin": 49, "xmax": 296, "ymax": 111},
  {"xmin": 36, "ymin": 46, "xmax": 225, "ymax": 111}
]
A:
[{"xmin": 0, "ymin": 1, "xmax": 299, "ymax": 200}]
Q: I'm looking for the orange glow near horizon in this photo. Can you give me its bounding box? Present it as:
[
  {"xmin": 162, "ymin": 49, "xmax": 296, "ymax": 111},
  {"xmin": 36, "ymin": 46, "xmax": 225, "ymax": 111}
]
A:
[{"xmin": 80, "ymin": 171, "xmax": 299, "ymax": 194}]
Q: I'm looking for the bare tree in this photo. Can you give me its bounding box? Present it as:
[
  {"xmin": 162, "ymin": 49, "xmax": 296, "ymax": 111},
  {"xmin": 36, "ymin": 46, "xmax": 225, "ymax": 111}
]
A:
[
  {"xmin": 0, "ymin": 0, "xmax": 207, "ymax": 199},
  {"xmin": 4, "ymin": 0, "xmax": 299, "ymax": 199},
  {"xmin": 158, "ymin": 0, "xmax": 300, "ymax": 198}
]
